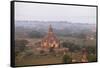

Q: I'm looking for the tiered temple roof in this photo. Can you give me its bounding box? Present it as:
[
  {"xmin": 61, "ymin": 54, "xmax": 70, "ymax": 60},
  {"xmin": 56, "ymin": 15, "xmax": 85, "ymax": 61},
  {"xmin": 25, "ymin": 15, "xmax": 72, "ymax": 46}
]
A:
[{"xmin": 41, "ymin": 24, "xmax": 60, "ymax": 48}]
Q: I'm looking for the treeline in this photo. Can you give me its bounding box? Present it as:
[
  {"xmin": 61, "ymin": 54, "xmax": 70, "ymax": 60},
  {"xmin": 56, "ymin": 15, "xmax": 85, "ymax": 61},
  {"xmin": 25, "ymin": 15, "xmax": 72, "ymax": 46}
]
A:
[
  {"xmin": 61, "ymin": 41, "xmax": 96, "ymax": 54},
  {"xmin": 15, "ymin": 39, "xmax": 29, "ymax": 56}
]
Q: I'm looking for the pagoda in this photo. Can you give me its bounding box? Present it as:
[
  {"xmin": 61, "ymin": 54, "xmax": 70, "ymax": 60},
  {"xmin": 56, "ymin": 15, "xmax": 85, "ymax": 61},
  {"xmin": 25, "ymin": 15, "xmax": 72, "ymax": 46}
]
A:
[{"xmin": 41, "ymin": 24, "xmax": 60, "ymax": 49}]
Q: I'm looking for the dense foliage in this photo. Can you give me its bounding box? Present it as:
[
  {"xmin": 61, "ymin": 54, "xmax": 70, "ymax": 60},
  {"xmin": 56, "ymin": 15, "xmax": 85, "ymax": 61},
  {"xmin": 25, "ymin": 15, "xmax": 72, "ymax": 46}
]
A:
[{"xmin": 62, "ymin": 53, "xmax": 72, "ymax": 63}]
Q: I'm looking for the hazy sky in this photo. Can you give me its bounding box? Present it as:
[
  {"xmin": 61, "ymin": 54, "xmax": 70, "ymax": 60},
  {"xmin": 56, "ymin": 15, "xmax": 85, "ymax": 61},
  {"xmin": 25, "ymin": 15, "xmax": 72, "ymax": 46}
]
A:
[{"xmin": 15, "ymin": 2, "xmax": 96, "ymax": 24}]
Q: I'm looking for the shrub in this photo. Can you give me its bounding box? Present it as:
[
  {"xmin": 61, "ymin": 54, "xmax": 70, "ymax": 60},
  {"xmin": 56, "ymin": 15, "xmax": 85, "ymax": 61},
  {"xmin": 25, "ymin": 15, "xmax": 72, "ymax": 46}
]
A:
[
  {"xmin": 62, "ymin": 53, "xmax": 72, "ymax": 63},
  {"xmin": 87, "ymin": 54, "xmax": 97, "ymax": 62}
]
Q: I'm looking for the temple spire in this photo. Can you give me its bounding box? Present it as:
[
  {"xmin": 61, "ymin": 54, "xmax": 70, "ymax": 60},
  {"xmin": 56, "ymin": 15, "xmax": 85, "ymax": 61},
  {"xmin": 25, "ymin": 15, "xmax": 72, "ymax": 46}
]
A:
[
  {"xmin": 48, "ymin": 24, "xmax": 53, "ymax": 33},
  {"xmin": 41, "ymin": 24, "xmax": 60, "ymax": 48}
]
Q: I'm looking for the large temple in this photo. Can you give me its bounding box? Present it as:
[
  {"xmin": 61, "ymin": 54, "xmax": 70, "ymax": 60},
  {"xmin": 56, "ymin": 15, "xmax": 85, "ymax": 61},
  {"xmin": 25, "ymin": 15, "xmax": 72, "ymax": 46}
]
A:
[
  {"xmin": 41, "ymin": 25, "xmax": 60, "ymax": 49},
  {"xmin": 36, "ymin": 24, "xmax": 88, "ymax": 63}
]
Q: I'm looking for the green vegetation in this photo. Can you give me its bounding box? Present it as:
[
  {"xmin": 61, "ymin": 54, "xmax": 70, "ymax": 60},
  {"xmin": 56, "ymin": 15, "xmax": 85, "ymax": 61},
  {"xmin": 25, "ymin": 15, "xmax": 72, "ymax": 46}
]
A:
[
  {"xmin": 15, "ymin": 21, "xmax": 97, "ymax": 66},
  {"xmin": 62, "ymin": 53, "xmax": 72, "ymax": 63},
  {"xmin": 62, "ymin": 41, "xmax": 81, "ymax": 52},
  {"xmin": 87, "ymin": 54, "xmax": 97, "ymax": 62},
  {"xmin": 87, "ymin": 46, "xmax": 96, "ymax": 54},
  {"xmin": 15, "ymin": 53, "xmax": 63, "ymax": 66},
  {"xmin": 15, "ymin": 39, "xmax": 29, "ymax": 56},
  {"xmin": 29, "ymin": 30, "xmax": 43, "ymax": 38},
  {"xmin": 15, "ymin": 36, "xmax": 97, "ymax": 66}
]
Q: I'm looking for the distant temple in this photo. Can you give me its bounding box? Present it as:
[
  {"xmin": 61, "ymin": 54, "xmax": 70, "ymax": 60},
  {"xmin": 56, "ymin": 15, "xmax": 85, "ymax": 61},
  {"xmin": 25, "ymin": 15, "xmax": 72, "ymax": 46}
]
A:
[
  {"xmin": 41, "ymin": 25, "xmax": 60, "ymax": 49},
  {"xmin": 81, "ymin": 48, "xmax": 88, "ymax": 62}
]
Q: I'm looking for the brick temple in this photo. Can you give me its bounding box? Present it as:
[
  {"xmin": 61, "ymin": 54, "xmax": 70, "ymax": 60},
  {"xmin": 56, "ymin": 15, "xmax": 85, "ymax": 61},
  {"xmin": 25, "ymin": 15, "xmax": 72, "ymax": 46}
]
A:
[{"xmin": 41, "ymin": 24, "xmax": 60, "ymax": 49}]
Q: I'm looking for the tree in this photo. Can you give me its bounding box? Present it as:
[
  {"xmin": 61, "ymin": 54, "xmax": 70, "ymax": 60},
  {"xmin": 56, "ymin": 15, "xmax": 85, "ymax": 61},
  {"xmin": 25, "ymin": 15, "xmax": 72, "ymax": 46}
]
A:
[
  {"xmin": 62, "ymin": 53, "xmax": 72, "ymax": 63},
  {"xmin": 86, "ymin": 46, "xmax": 96, "ymax": 54},
  {"xmin": 62, "ymin": 41, "xmax": 81, "ymax": 52},
  {"xmin": 87, "ymin": 54, "xmax": 97, "ymax": 62},
  {"xmin": 29, "ymin": 30, "xmax": 43, "ymax": 38},
  {"xmin": 15, "ymin": 39, "xmax": 29, "ymax": 56}
]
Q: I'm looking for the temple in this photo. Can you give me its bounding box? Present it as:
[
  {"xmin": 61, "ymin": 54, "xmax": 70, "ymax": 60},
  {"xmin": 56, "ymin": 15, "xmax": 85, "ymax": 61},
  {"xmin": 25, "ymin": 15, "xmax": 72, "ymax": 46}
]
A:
[
  {"xmin": 81, "ymin": 48, "xmax": 88, "ymax": 62},
  {"xmin": 41, "ymin": 24, "xmax": 60, "ymax": 49}
]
